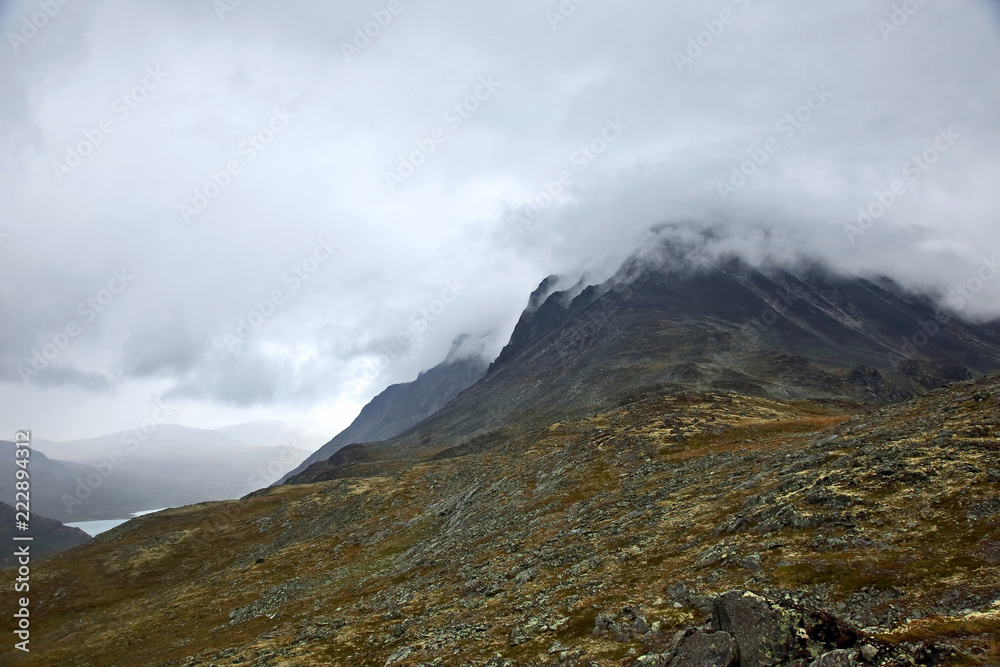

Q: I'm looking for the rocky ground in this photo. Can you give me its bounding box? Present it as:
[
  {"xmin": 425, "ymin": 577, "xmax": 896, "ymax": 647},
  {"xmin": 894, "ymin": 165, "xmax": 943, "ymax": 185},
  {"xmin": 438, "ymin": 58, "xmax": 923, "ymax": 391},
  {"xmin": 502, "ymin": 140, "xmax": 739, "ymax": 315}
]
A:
[{"xmin": 10, "ymin": 373, "xmax": 1000, "ymax": 666}]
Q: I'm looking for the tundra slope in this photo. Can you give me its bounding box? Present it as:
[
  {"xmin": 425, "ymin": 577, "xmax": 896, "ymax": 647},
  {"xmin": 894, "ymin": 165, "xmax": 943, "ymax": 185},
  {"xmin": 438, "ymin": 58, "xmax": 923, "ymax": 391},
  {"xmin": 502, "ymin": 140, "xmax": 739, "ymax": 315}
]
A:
[{"xmin": 16, "ymin": 379, "xmax": 1000, "ymax": 663}]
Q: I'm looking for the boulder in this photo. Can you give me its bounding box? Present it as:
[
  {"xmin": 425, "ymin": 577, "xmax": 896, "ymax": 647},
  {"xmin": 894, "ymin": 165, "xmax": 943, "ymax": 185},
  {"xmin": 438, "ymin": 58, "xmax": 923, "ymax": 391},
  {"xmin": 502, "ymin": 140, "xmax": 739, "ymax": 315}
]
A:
[
  {"xmin": 712, "ymin": 591, "xmax": 802, "ymax": 667},
  {"xmin": 670, "ymin": 630, "xmax": 739, "ymax": 667},
  {"xmin": 811, "ymin": 649, "xmax": 858, "ymax": 667}
]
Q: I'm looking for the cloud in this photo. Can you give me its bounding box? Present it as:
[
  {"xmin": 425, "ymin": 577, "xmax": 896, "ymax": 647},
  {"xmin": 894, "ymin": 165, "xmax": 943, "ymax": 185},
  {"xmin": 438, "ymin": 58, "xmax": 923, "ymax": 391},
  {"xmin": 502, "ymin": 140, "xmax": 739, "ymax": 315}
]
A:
[{"xmin": 0, "ymin": 0, "xmax": 998, "ymax": 439}]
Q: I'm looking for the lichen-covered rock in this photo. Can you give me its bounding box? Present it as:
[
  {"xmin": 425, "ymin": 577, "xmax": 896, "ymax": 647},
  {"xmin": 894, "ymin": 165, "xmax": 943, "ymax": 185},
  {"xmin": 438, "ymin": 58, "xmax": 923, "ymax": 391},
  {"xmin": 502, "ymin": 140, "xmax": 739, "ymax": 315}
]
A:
[
  {"xmin": 712, "ymin": 591, "xmax": 802, "ymax": 667},
  {"xmin": 593, "ymin": 605, "xmax": 651, "ymax": 641},
  {"xmin": 712, "ymin": 590, "xmax": 866, "ymax": 667},
  {"xmin": 811, "ymin": 649, "xmax": 858, "ymax": 667},
  {"xmin": 670, "ymin": 630, "xmax": 739, "ymax": 667}
]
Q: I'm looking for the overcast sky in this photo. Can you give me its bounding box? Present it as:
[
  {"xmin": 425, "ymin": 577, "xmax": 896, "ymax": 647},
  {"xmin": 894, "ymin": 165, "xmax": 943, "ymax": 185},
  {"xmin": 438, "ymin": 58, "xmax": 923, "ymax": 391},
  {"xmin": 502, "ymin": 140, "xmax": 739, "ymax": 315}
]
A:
[{"xmin": 2, "ymin": 0, "xmax": 999, "ymax": 445}]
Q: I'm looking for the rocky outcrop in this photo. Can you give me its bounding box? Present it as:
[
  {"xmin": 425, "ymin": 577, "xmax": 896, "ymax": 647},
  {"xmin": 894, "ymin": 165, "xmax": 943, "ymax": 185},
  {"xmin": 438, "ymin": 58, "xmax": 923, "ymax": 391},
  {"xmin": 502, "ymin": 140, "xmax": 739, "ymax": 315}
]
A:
[{"xmin": 634, "ymin": 590, "xmax": 945, "ymax": 667}]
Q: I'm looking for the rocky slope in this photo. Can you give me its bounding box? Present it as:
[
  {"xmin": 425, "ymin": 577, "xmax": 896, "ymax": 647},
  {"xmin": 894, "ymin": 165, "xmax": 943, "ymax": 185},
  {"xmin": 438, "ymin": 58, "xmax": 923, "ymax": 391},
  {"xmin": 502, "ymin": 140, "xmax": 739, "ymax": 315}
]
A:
[{"xmin": 15, "ymin": 371, "xmax": 1000, "ymax": 666}]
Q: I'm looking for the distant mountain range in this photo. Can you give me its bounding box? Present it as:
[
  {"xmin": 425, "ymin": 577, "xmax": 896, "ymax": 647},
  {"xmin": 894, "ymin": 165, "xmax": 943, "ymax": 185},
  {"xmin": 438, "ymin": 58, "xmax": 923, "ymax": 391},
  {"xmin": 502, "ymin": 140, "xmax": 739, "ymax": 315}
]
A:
[{"xmin": 1, "ymin": 424, "xmax": 307, "ymax": 523}]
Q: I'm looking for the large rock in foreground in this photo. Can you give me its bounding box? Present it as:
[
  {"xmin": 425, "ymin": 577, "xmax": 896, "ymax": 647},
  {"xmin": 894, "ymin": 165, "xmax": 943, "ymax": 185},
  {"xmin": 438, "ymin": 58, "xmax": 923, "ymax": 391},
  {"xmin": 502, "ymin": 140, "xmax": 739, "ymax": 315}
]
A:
[{"xmin": 634, "ymin": 589, "xmax": 938, "ymax": 667}]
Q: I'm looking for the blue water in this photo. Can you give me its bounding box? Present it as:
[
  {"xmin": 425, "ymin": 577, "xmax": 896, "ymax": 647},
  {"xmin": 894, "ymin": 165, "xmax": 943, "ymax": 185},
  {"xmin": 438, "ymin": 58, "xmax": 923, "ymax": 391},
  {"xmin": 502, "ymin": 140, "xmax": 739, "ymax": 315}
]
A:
[{"xmin": 67, "ymin": 508, "xmax": 167, "ymax": 537}]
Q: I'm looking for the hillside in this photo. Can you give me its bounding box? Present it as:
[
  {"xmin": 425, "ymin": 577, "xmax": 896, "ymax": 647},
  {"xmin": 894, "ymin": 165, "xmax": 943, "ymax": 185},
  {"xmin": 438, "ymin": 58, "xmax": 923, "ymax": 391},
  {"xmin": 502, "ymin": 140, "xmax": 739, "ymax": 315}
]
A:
[{"xmin": 15, "ymin": 371, "xmax": 1000, "ymax": 666}]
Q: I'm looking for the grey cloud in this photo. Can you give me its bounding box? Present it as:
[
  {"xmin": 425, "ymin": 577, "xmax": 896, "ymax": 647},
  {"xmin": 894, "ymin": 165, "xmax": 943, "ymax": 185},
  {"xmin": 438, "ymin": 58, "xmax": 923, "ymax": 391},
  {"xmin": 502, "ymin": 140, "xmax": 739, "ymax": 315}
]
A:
[
  {"xmin": 1, "ymin": 0, "xmax": 998, "ymax": 439},
  {"xmin": 118, "ymin": 321, "xmax": 202, "ymax": 378}
]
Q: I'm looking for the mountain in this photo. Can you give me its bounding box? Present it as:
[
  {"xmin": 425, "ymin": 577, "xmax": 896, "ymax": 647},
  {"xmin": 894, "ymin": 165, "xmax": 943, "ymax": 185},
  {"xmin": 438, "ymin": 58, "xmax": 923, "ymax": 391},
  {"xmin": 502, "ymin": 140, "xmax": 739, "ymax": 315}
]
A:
[
  {"xmin": 280, "ymin": 347, "xmax": 489, "ymax": 483},
  {"xmin": 0, "ymin": 441, "xmax": 137, "ymax": 522},
  {"xmin": 0, "ymin": 501, "xmax": 89, "ymax": 565},
  {"xmin": 17, "ymin": 426, "xmax": 306, "ymax": 522},
  {"xmin": 287, "ymin": 246, "xmax": 1000, "ymax": 483}
]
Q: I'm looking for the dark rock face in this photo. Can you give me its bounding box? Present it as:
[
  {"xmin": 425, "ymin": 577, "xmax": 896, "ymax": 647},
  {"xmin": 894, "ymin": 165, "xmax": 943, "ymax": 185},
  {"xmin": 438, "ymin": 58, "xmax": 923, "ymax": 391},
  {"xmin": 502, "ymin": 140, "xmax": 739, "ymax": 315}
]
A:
[
  {"xmin": 712, "ymin": 591, "xmax": 868, "ymax": 666},
  {"xmin": 712, "ymin": 591, "xmax": 800, "ymax": 667}
]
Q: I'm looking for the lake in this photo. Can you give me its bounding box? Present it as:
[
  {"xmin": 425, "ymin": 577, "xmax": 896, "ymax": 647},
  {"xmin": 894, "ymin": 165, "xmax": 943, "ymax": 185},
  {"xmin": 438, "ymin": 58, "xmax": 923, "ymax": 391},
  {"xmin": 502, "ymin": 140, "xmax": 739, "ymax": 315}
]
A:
[{"xmin": 67, "ymin": 508, "xmax": 168, "ymax": 537}]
